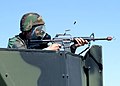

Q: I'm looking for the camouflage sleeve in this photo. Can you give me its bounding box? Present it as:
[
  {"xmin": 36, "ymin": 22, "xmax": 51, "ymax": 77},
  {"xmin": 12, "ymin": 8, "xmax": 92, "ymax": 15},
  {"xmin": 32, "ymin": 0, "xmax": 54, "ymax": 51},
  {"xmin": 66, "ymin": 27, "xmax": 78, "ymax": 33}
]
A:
[{"xmin": 7, "ymin": 36, "xmax": 27, "ymax": 49}]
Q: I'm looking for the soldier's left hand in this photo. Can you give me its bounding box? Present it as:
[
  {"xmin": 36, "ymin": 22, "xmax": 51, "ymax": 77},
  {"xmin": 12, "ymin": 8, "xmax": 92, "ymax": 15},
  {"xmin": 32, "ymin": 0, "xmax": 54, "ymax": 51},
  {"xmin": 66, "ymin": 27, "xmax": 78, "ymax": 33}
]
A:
[{"xmin": 74, "ymin": 38, "xmax": 88, "ymax": 47}]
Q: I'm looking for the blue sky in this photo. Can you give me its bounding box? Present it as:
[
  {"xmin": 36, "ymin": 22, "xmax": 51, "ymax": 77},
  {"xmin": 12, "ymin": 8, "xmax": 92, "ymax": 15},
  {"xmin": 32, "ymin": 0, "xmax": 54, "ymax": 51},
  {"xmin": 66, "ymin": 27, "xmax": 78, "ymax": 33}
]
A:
[{"xmin": 0, "ymin": 0, "xmax": 120, "ymax": 86}]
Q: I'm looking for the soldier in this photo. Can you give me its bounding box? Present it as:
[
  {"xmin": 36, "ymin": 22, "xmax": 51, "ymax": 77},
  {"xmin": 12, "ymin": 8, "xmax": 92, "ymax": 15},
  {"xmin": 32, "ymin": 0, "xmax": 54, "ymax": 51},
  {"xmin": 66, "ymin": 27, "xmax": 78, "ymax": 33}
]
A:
[{"xmin": 7, "ymin": 12, "xmax": 88, "ymax": 53}]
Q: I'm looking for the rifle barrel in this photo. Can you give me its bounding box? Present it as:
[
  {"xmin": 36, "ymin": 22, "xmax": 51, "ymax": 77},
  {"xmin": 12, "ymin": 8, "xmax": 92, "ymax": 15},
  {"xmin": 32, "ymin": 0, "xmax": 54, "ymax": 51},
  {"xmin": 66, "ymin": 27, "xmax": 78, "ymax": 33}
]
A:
[{"xmin": 77, "ymin": 36, "xmax": 112, "ymax": 41}]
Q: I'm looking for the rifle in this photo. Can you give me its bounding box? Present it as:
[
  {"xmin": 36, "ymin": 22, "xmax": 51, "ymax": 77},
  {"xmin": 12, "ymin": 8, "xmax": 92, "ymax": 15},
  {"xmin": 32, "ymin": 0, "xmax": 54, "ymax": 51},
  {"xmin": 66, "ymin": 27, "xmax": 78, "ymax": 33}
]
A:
[{"xmin": 27, "ymin": 33, "xmax": 112, "ymax": 52}]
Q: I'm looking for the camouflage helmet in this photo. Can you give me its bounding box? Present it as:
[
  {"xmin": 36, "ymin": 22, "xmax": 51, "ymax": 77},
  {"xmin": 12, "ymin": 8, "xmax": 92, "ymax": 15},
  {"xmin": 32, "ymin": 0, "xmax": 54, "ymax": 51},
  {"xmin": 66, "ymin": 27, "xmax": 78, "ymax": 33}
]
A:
[{"xmin": 20, "ymin": 12, "xmax": 45, "ymax": 32}]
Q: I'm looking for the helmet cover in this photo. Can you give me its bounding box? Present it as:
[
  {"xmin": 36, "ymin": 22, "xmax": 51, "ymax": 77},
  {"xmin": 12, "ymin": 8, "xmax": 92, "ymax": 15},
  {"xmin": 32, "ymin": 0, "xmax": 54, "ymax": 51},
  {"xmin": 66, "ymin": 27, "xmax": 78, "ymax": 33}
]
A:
[{"xmin": 20, "ymin": 12, "xmax": 45, "ymax": 31}]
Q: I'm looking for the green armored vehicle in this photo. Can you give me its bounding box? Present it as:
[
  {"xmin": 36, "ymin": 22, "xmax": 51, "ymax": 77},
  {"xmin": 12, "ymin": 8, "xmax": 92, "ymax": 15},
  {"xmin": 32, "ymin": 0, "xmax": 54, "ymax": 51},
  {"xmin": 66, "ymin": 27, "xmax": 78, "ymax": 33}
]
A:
[{"xmin": 0, "ymin": 45, "xmax": 103, "ymax": 86}]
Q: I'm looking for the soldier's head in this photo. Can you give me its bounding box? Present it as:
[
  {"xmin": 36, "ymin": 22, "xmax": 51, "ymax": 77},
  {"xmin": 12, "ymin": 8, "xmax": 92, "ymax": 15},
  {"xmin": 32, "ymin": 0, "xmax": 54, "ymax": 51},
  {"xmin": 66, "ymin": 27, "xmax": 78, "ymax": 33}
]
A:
[{"xmin": 20, "ymin": 12, "xmax": 46, "ymax": 40}]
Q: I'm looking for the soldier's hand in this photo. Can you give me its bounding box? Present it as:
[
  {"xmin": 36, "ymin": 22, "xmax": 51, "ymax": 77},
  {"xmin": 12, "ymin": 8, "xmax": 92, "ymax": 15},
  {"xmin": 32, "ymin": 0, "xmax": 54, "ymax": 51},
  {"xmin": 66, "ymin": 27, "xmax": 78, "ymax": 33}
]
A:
[
  {"xmin": 74, "ymin": 38, "xmax": 88, "ymax": 47},
  {"xmin": 46, "ymin": 43, "xmax": 61, "ymax": 51}
]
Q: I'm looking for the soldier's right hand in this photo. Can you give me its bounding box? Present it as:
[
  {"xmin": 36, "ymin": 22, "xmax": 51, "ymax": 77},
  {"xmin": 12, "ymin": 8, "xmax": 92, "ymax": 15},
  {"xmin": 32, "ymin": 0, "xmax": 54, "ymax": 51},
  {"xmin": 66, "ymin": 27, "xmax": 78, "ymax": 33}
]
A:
[{"xmin": 45, "ymin": 43, "xmax": 61, "ymax": 51}]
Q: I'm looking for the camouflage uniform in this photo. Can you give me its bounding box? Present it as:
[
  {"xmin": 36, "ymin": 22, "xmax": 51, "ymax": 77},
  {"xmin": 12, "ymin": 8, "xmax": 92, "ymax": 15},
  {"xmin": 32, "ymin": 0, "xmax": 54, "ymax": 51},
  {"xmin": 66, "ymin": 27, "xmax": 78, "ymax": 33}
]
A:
[
  {"xmin": 8, "ymin": 35, "xmax": 27, "ymax": 49},
  {"xmin": 8, "ymin": 33, "xmax": 51, "ymax": 49}
]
